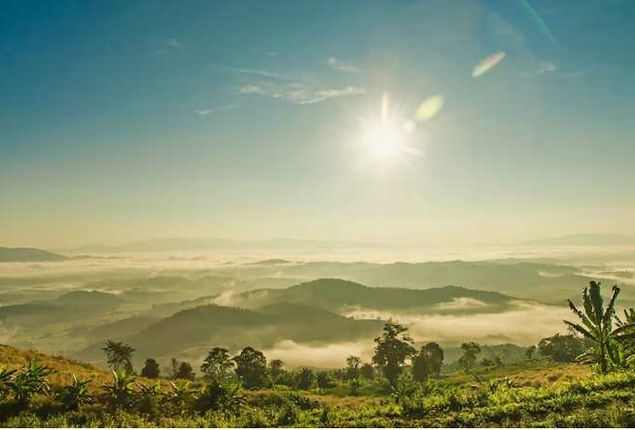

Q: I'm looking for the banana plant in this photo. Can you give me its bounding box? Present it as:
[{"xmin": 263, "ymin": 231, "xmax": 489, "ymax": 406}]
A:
[
  {"xmin": 564, "ymin": 281, "xmax": 635, "ymax": 373},
  {"xmin": 9, "ymin": 361, "xmax": 54, "ymax": 406},
  {"xmin": 56, "ymin": 375, "xmax": 92, "ymax": 411},
  {"xmin": 102, "ymin": 369, "xmax": 136, "ymax": 410}
]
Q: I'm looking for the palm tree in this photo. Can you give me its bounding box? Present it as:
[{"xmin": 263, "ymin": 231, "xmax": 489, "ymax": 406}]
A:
[
  {"xmin": 564, "ymin": 281, "xmax": 635, "ymax": 373},
  {"xmin": 102, "ymin": 340, "xmax": 135, "ymax": 373}
]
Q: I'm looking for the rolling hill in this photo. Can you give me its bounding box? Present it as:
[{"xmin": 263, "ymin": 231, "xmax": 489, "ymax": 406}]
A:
[
  {"xmin": 76, "ymin": 301, "xmax": 383, "ymax": 365},
  {"xmin": 0, "ymin": 246, "xmax": 67, "ymax": 262},
  {"xmin": 225, "ymin": 278, "xmax": 520, "ymax": 314}
]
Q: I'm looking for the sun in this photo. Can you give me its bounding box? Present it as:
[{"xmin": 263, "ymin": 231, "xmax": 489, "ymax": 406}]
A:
[
  {"xmin": 358, "ymin": 93, "xmax": 417, "ymax": 164},
  {"xmin": 362, "ymin": 118, "xmax": 406, "ymax": 160}
]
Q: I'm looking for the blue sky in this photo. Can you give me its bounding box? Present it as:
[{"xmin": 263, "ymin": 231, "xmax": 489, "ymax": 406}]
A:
[{"xmin": 1, "ymin": 0, "xmax": 634, "ymax": 248}]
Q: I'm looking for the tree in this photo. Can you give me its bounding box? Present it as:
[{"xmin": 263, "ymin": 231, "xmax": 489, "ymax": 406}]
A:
[
  {"xmin": 372, "ymin": 322, "xmax": 416, "ymax": 389},
  {"xmin": 141, "ymin": 358, "xmax": 160, "ymax": 379},
  {"xmin": 316, "ymin": 371, "xmax": 335, "ymax": 390},
  {"xmin": 458, "ymin": 342, "xmax": 481, "ymax": 371},
  {"xmin": 421, "ymin": 342, "xmax": 444, "ymax": 377},
  {"xmin": 233, "ymin": 346, "xmax": 269, "ymax": 389},
  {"xmin": 175, "ymin": 361, "xmax": 195, "ymax": 380},
  {"xmin": 102, "ymin": 340, "xmax": 135, "ymax": 373},
  {"xmin": 411, "ymin": 349, "xmax": 430, "ymax": 382},
  {"xmin": 538, "ymin": 333, "xmax": 587, "ymax": 362},
  {"xmin": 525, "ymin": 345, "xmax": 536, "ymax": 361},
  {"xmin": 360, "ymin": 363, "xmax": 375, "ymax": 380},
  {"xmin": 345, "ymin": 356, "xmax": 361, "ymax": 380},
  {"xmin": 480, "ymin": 358, "xmax": 494, "ymax": 368},
  {"xmin": 564, "ymin": 281, "xmax": 635, "ymax": 373},
  {"xmin": 201, "ymin": 347, "xmax": 234, "ymax": 383},
  {"xmin": 269, "ymin": 359, "xmax": 285, "ymax": 383},
  {"xmin": 295, "ymin": 368, "xmax": 314, "ymax": 390},
  {"xmin": 170, "ymin": 358, "xmax": 180, "ymax": 379}
]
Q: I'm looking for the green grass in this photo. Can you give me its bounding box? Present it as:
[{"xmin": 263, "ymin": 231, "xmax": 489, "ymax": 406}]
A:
[{"xmin": 1, "ymin": 345, "xmax": 634, "ymax": 427}]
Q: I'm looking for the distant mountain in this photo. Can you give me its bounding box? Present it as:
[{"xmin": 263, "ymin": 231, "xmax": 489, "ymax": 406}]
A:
[
  {"xmin": 0, "ymin": 290, "xmax": 124, "ymax": 328},
  {"xmin": 0, "ymin": 246, "xmax": 67, "ymax": 262},
  {"xmin": 63, "ymin": 237, "xmax": 383, "ymax": 254},
  {"xmin": 219, "ymin": 260, "xmax": 612, "ymax": 304},
  {"xmin": 529, "ymin": 234, "xmax": 635, "ymax": 246},
  {"xmin": 228, "ymin": 278, "xmax": 520, "ymax": 313},
  {"xmin": 76, "ymin": 302, "xmax": 382, "ymax": 364}
]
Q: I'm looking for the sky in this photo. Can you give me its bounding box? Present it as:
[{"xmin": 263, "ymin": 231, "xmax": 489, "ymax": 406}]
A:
[{"xmin": 1, "ymin": 0, "xmax": 634, "ymax": 249}]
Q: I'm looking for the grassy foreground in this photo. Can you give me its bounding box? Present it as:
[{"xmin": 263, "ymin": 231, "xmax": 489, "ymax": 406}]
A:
[{"xmin": 1, "ymin": 345, "xmax": 635, "ymax": 427}]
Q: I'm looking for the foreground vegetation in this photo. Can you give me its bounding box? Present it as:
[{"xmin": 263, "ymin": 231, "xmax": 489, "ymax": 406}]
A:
[{"xmin": 2, "ymin": 280, "xmax": 635, "ymax": 427}]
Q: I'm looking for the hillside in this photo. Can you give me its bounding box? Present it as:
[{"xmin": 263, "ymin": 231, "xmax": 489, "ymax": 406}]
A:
[
  {"xmin": 0, "ymin": 246, "xmax": 67, "ymax": 262},
  {"xmin": 76, "ymin": 302, "xmax": 383, "ymax": 364},
  {"xmin": 228, "ymin": 278, "xmax": 520, "ymax": 313},
  {"xmin": 2, "ymin": 342, "xmax": 635, "ymax": 427}
]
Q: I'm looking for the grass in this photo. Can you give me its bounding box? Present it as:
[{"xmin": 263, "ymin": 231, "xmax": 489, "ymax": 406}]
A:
[{"xmin": 0, "ymin": 344, "xmax": 633, "ymax": 427}]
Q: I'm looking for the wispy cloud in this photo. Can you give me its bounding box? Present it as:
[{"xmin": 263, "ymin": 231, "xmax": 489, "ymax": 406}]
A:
[
  {"xmin": 156, "ymin": 38, "xmax": 182, "ymax": 55},
  {"xmin": 328, "ymin": 57, "xmax": 362, "ymax": 74},
  {"xmin": 536, "ymin": 61, "xmax": 557, "ymax": 75},
  {"xmin": 238, "ymin": 81, "xmax": 365, "ymax": 104},
  {"xmin": 520, "ymin": 61, "xmax": 584, "ymax": 78},
  {"xmin": 193, "ymin": 104, "xmax": 238, "ymax": 116},
  {"xmin": 231, "ymin": 68, "xmax": 293, "ymax": 81},
  {"xmin": 166, "ymin": 38, "xmax": 181, "ymax": 49}
]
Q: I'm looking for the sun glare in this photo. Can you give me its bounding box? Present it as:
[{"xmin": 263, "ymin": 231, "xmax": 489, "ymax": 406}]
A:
[{"xmin": 359, "ymin": 92, "xmax": 418, "ymax": 163}]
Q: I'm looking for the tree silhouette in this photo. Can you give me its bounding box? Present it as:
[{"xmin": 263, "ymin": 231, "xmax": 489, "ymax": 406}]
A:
[
  {"xmin": 411, "ymin": 349, "xmax": 431, "ymax": 382},
  {"xmin": 269, "ymin": 359, "xmax": 285, "ymax": 383},
  {"xmin": 233, "ymin": 346, "xmax": 269, "ymax": 389},
  {"xmin": 102, "ymin": 340, "xmax": 135, "ymax": 373},
  {"xmin": 295, "ymin": 368, "xmax": 314, "ymax": 390},
  {"xmin": 345, "ymin": 356, "xmax": 361, "ymax": 380},
  {"xmin": 525, "ymin": 345, "xmax": 537, "ymax": 360},
  {"xmin": 458, "ymin": 342, "xmax": 481, "ymax": 371},
  {"xmin": 564, "ymin": 281, "xmax": 635, "ymax": 373},
  {"xmin": 175, "ymin": 362, "xmax": 195, "ymax": 380},
  {"xmin": 538, "ymin": 333, "xmax": 586, "ymax": 362},
  {"xmin": 141, "ymin": 358, "xmax": 160, "ymax": 378},
  {"xmin": 421, "ymin": 342, "xmax": 444, "ymax": 377},
  {"xmin": 372, "ymin": 322, "xmax": 415, "ymax": 389},
  {"xmin": 360, "ymin": 363, "xmax": 375, "ymax": 380},
  {"xmin": 201, "ymin": 347, "xmax": 234, "ymax": 383}
]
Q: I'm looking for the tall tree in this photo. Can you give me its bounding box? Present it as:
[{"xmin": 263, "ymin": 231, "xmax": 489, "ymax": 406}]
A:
[
  {"xmin": 269, "ymin": 359, "xmax": 285, "ymax": 383},
  {"xmin": 175, "ymin": 362, "xmax": 195, "ymax": 380},
  {"xmin": 458, "ymin": 342, "xmax": 481, "ymax": 371},
  {"xmin": 233, "ymin": 346, "xmax": 269, "ymax": 389},
  {"xmin": 141, "ymin": 358, "xmax": 160, "ymax": 378},
  {"xmin": 102, "ymin": 340, "xmax": 135, "ymax": 373},
  {"xmin": 421, "ymin": 342, "xmax": 444, "ymax": 377},
  {"xmin": 525, "ymin": 345, "xmax": 537, "ymax": 361},
  {"xmin": 345, "ymin": 356, "xmax": 361, "ymax": 380},
  {"xmin": 411, "ymin": 349, "xmax": 430, "ymax": 382},
  {"xmin": 538, "ymin": 334, "xmax": 586, "ymax": 363},
  {"xmin": 295, "ymin": 368, "xmax": 315, "ymax": 390},
  {"xmin": 360, "ymin": 363, "xmax": 375, "ymax": 380},
  {"xmin": 564, "ymin": 281, "xmax": 635, "ymax": 373},
  {"xmin": 201, "ymin": 347, "xmax": 234, "ymax": 383},
  {"xmin": 372, "ymin": 322, "xmax": 416, "ymax": 389}
]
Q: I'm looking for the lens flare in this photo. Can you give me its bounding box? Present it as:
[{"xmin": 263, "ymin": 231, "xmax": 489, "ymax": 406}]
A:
[
  {"xmin": 415, "ymin": 95, "xmax": 444, "ymax": 122},
  {"xmin": 472, "ymin": 51, "xmax": 506, "ymax": 78}
]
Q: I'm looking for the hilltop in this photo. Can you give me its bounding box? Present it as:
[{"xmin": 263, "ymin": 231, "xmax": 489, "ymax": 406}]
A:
[{"xmin": 0, "ymin": 247, "xmax": 67, "ymax": 262}]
